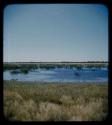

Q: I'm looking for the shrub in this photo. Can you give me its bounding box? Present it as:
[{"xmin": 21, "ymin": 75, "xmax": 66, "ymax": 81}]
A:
[
  {"xmin": 59, "ymin": 95, "xmax": 74, "ymax": 105},
  {"xmin": 20, "ymin": 69, "xmax": 29, "ymax": 74}
]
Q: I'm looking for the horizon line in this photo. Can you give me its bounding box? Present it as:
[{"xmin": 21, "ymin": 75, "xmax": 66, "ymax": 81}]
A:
[{"xmin": 3, "ymin": 61, "xmax": 108, "ymax": 63}]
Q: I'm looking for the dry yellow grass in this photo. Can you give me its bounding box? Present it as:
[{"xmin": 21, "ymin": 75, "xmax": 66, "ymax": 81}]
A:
[{"xmin": 4, "ymin": 80, "xmax": 108, "ymax": 121}]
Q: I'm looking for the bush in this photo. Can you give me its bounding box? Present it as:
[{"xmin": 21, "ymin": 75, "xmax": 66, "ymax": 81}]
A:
[{"xmin": 20, "ymin": 69, "xmax": 29, "ymax": 74}]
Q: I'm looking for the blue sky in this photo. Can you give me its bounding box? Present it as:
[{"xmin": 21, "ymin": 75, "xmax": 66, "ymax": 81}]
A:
[{"xmin": 3, "ymin": 4, "xmax": 108, "ymax": 62}]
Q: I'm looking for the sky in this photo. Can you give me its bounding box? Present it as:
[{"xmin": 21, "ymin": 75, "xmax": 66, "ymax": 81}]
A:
[{"xmin": 3, "ymin": 4, "xmax": 108, "ymax": 62}]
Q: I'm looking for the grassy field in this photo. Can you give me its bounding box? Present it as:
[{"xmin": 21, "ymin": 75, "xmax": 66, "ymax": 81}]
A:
[{"xmin": 4, "ymin": 80, "xmax": 108, "ymax": 121}]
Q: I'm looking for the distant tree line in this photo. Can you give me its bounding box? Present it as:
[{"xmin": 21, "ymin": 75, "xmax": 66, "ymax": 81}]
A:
[{"xmin": 4, "ymin": 62, "xmax": 108, "ymax": 72}]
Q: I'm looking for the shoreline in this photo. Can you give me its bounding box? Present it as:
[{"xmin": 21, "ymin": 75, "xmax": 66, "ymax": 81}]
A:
[{"xmin": 4, "ymin": 80, "xmax": 108, "ymax": 85}]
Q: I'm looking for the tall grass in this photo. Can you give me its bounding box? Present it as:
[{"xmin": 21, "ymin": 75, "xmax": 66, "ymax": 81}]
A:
[{"xmin": 4, "ymin": 80, "xmax": 108, "ymax": 121}]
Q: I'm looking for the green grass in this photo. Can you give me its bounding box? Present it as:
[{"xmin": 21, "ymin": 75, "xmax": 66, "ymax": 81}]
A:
[{"xmin": 4, "ymin": 80, "xmax": 108, "ymax": 121}]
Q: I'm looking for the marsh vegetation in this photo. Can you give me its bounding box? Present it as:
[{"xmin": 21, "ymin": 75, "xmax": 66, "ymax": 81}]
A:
[
  {"xmin": 4, "ymin": 80, "xmax": 108, "ymax": 121},
  {"xmin": 3, "ymin": 63, "xmax": 108, "ymax": 82},
  {"xmin": 4, "ymin": 62, "xmax": 108, "ymax": 72}
]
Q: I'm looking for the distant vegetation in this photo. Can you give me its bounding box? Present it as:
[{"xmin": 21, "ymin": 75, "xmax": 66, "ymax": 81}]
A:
[
  {"xmin": 20, "ymin": 69, "xmax": 29, "ymax": 74},
  {"xmin": 3, "ymin": 62, "xmax": 108, "ymax": 72},
  {"xmin": 4, "ymin": 80, "xmax": 108, "ymax": 121},
  {"xmin": 10, "ymin": 69, "xmax": 29, "ymax": 74}
]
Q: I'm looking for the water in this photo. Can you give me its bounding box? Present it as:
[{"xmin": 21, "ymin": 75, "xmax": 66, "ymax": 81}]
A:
[{"xmin": 3, "ymin": 67, "xmax": 108, "ymax": 83}]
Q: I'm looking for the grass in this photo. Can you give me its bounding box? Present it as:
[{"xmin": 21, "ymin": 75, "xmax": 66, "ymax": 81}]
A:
[{"xmin": 4, "ymin": 80, "xmax": 108, "ymax": 121}]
